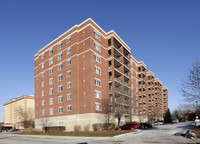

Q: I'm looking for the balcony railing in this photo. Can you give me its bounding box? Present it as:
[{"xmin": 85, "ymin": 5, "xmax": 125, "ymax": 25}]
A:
[
  {"xmin": 114, "ymin": 67, "xmax": 123, "ymax": 73},
  {"xmin": 114, "ymin": 46, "xmax": 122, "ymax": 54},
  {"xmin": 124, "ymin": 55, "xmax": 130, "ymax": 61}
]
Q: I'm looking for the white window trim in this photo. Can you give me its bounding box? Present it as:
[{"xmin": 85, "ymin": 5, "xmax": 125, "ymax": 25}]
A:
[
  {"xmin": 67, "ymin": 105, "xmax": 72, "ymax": 111},
  {"xmin": 95, "ymin": 90, "xmax": 101, "ymax": 99},
  {"xmin": 94, "ymin": 65, "xmax": 101, "ymax": 75},
  {"xmin": 49, "ymin": 78, "xmax": 53, "ymax": 85},
  {"xmin": 58, "ymin": 107, "xmax": 63, "ymax": 114},
  {"xmin": 67, "ymin": 70, "xmax": 71, "ymax": 77},
  {"xmin": 95, "ymin": 102, "xmax": 102, "ymax": 111},
  {"xmin": 67, "ymin": 93, "xmax": 72, "ymax": 100},
  {"xmin": 50, "ymin": 108, "xmax": 54, "ymax": 115},
  {"xmin": 49, "ymin": 98, "xmax": 53, "ymax": 105},
  {"xmin": 58, "ymin": 96, "xmax": 63, "ymax": 103},
  {"xmin": 67, "ymin": 59, "xmax": 71, "ymax": 66},
  {"xmin": 58, "ymin": 74, "xmax": 62, "ymax": 82},
  {"xmin": 94, "ymin": 78, "xmax": 101, "ymax": 87},
  {"xmin": 67, "ymin": 82, "xmax": 71, "ymax": 89},
  {"xmin": 58, "ymin": 85, "xmax": 63, "ymax": 93}
]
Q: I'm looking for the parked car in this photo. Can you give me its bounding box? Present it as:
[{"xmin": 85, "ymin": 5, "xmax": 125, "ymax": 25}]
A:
[
  {"xmin": 195, "ymin": 121, "xmax": 200, "ymax": 127},
  {"xmin": 120, "ymin": 123, "xmax": 139, "ymax": 130},
  {"xmin": 172, "ymin": 119, "xmax": 179, "ymax": 124},
  {"xmin": 139, "ymin": 123, "xmax": 152, "ymax": 129}
]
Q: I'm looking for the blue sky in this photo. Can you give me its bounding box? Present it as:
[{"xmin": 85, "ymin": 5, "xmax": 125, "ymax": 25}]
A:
[{"xmin": 0, "ymin": 0, "xmax": 200, "ymax": 122}]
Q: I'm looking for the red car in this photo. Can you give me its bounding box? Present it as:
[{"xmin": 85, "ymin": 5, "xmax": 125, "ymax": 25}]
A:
[{"xmin": 120, "ymin": 123, "xmax": 139, "ymax": 130}]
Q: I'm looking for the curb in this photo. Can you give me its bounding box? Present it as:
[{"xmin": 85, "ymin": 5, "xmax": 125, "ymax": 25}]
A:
[{"xmin": 114, "ymin": 130, "xmax": 141, "ymax": 138}]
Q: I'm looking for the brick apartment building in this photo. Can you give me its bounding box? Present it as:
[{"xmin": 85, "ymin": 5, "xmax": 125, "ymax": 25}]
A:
[{"xmin": 34, "ymin": 18, "xmax": 168, "ymax": 131}]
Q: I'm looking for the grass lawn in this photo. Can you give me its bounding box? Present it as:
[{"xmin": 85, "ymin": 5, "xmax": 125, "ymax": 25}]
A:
[
  {"xmin": 191, "ymin": 130, "xmax": 200, "ymax": 138},
  {"xmin": 17, "ymin": 131, "xmax": 133, "ymax": 137}
]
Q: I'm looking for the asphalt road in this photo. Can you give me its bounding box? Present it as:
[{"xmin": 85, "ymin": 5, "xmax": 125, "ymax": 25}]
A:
[{"xmin": 0, "ymin": 122, "xmax": 199, "ymax": 144}]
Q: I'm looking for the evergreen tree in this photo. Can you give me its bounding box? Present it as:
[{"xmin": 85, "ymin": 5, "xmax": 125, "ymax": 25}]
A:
[{"xmin": 164, "ymin": 109, "xmax": 172, "ymax": 123}]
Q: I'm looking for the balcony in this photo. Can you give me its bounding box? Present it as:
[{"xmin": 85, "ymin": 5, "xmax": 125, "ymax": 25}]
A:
[
  {"xmin": 114, "ymin": 89, "xmax": 131, "ymax": 98},
  {"xmin": 143, "ymin": 93, "xmax": 147, "ymax": 97},
  {"xmin": 124, "ymin": 82, "xmax": 130, "ymax": 88},
  {"xmin": 124, "ymin": 64, "xmax": 130, "ymax": 71},
  {"xmin": 124, "ymin": 55, "xmax": 130, "ymax": 62},
  {"xmin": 143, "ymin": 99, "xmax": 147, "ymax": 104},
  {"xmin": 124, "ymin": 73, "xmax": 130, "ymax": 79},
  {"xmin": 114, "ymin": 46, "xmax": 123, "ymax": 57},
  {"xmin": 114, "ymin": 77, "xmax": 123, "ymax": 84}
]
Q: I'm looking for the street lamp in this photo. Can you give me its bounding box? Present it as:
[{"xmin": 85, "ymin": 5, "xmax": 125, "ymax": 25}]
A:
[{"xmin": 196, "ymin": 100, "xmax": 198, "ymax": 119}]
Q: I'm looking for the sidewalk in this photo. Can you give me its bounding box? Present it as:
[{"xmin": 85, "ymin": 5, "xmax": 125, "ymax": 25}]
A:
[{"xmin": 2, "ymin": 130, "xmax": 140, "ymax": 141}]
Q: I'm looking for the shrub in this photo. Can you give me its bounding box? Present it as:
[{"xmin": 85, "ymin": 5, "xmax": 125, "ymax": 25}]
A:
[
  {"xmin": 92, "ymin": 124, "xmax": 98, "ymax": 131},
  {"xmin": 83, "ymin": 124, "xmax": 90, "ymax": 131},
  {"xmin": 74, "ymin": 125, "xmax": 81, "ymax": 131},
  {"xmin": 45, "ymin": 126, "xmax": 65, "ymax": 132},
  {"xmin": 103, "ymin": 123, "xmax": 115, "ymax": 130}
]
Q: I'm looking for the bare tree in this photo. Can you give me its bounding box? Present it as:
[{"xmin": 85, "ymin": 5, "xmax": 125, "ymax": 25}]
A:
[
  {"xmin": 181, "ymin": 59, "xmax": 200, "ymax": 103},
  {"xmin": 17, "ymin": 106, "xmax": 35, "ymax": 129},
  {"xmin": 37, "ymin": 115, "xmax": 49, "ymax": 133},
  {"xmin": 95, "ymin": 98, "xmax": 115, "ymax": 130}
]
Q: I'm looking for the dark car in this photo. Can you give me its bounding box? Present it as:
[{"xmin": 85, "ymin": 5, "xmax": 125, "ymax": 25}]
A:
[
  {"xmin": 139, "ymin": 123, "xmax": 152, "ymax": 129},
  {"xmin": 120, "ymin": 123, "xmax": 139, "ymax": 130}
]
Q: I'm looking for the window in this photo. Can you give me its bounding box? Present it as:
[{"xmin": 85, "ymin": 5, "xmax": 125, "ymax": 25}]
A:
[
  {"xmin": 49, "ymin": 122, "xmax": 54, "ymax": 126},
  {"xmin": 67, "ymin": 93, "xmax": 71, "ymax": 100},
  {"xmin": 42, "ymin": 91, "xmax": 45, "ymax": 96},
  {"xmin": 94, "ymin": 79, "xmax": 101, "ymax": 87},
  {"xmin": 67, "ymin": 70, "xmax": 71, "ymax": 77},
  {"xmin": 94, "ymin": 54, "xmax": 101, "ymax": 63},
  {"xmin": 58, "ymin": 43, "xmax": 62, "ymax": 50},
  {"xmin": 49, "ymin": 49, "xmax": 53, "ymax": 55},
  {"xmin": 49, "ymin": 88, "xmax": 53, "ymax": 95},
  {"xmin": 42, "ymin": 81, "xmax": 45, "ymax": 87},
  {"xmin": 67, "ymin": 59, "xmax": 71, "ymax": 66},
  {"xmin": 59, "ymin": 122, "xmax": 64, "ymax": 126},
  {"xmin": 94, "ymin": 66, "xmax": 101, "ymax": 75},
  {"xmin": 50, "ymin": 108, "xmax": 54, "ymax": 115},
  {"xmin": 58, "ymin": 74, "xmax": 62, "ymax": 82},
  {"xmin": 49, "ymin": 69, "xmax": 53, "ymax": 75},
  {"xmin": 58, "ymin": 53, "xmax": 62, "ymax": 61},
  {"xmin": 58, "ymin": 107, "xmax": 63, "ymax": 114},
  {"xmin": 94, "ymin": 43, "xmax": 101, "ymax": 52},
  {"xmin": 58, "ymin": 85, "xmax": 63, "ymax": 92},
  {"xmin": 42, "ymin": 110, "xmax": 45, "ymax": 116},
  {"xmin": 67, "ymin": 105, "xmax": 72, "ymax": 111},
  {"xmin": 131, "ymin": 76, "xmax": 133, "ymax": 82},
  {"xmin": 42, "ymin": 72, "xmax": 45, "ymax": 78},
  {"xmin": 42, "ymin": 63, "xmax": 44, "ymax": 68},
  {"xmin": 95, "ymin": 103, "xmax": 101, "ymax": 111},
  {"xmin": 94, "ymin": 31, "xmax": 100, "ymax": 40},
  {"xmin": 41, "ymin": 54, "xmax": 44, "ymax": 59},
  {"xmin": 58, "ymin": 64, "xmax": 62, "ymax": 71},
  {"xmin": 49, "ymin": 78, "xmax": 53, "ymax": 85},
  {"xmin": 131, "ymin": 61, "xmax": 133, "ymax": 66},
  {"xmin": 95, "ymin": 91, "xmax": 101, "ymax": 99},
  {"xmin": 67, "ymin": 37, "xmax": 71, "ymax": 43},
  {"xmin": 42, "ymin": 100, "xmax": 45, "ymax": 106},
  {"xmin": 50, "ymin": 98, "xmax": 53, "ymax": 105},
  {"xmin": 131, "ymin": 68, "xmax": 133, "ymax": 74},
  {"xmin": 131, "ymin": 84, "xmax": 133, "ymax": 90},
  {"xmin": 49, "ymin": 58, "xmax": 53, "ymax": 65},
  {"xmin": 67, "ymin": 48, "xmax": 71, "ymax": 55},
  {"xmin": 67, "ymin": 82, "xmax": 71, "ymax": 89},
  {"xmin": 58, "ymin": 96, "xmax": 63, "ymax": 103}
]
